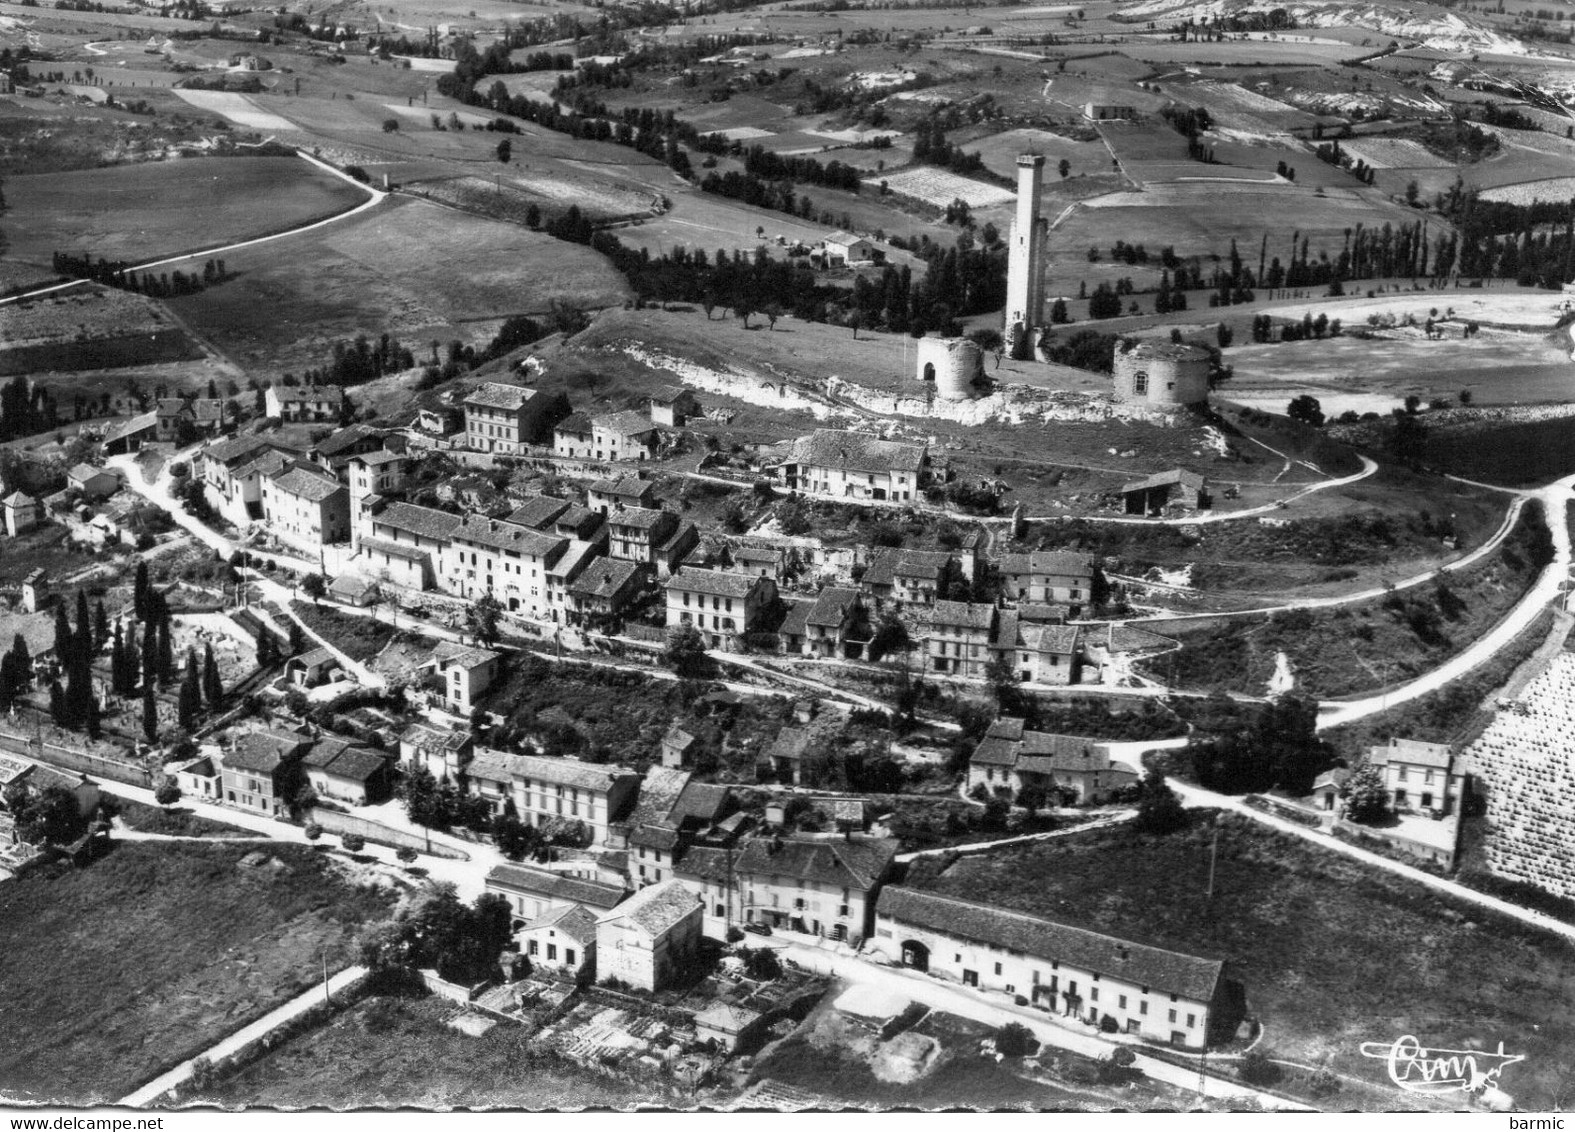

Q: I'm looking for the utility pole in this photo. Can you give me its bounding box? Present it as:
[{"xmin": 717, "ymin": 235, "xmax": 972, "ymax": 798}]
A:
[
  {"xmin": 322, "ymin": 947, "xmax": 332, "ymax": 1006},
  {"xmin": 1204, "ymin": 822, "xmax": 1219, "ymax": 901}
]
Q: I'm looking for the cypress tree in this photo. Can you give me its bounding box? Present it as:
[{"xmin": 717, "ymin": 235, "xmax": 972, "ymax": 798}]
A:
[
  {"xmin": 288, "ymin": 619, "xmax": 303, "ymax": 658},
  {"xmin": 177, "ymin": 669, "xmax": 199, "ymax": 731},
  {"xmin": 49, "ymin": 679, "xmax": 65, "ymax": 726},
  {"xmin": 84, "ymin": 689, "xmax": 100, "ymax": 741},
  {"xmin": 140, "ymin": 620, "xmax": 157, "ymax": 691},
  {"xmin": 110, "ymin": 622, "xmax": 125, "ymax": 695},
  {"xmin": 0, "ymin": 652, "xmax": 15, "ymax": 711},
  {"xmin": 141, "ymin": 682, "xmax": 158, "ymax": 744},
  {"xmin": 257, "ymin": 630, "xmax": 274, "ymax": 669},
  {"xmin": 94, "ymin": 600, "xmax": 109, "ymax": 650},
  {"xmin": 74, "ymin": 590, "xmax": 91, "ymax": 657},
  {"xmin": 203, "ymin": 643, "xmax": 222, "ymax": 706},
  {"xmin": 124, "ymin": 622, "xmax": 140, "ymax": 693},
  {"xmin": 11, "ymin": 633, "xmax": 29, "ymax": 689},
  {"xmin": 157, "ymin": 618, "xmax": 174, "ymax": 686},
  {"xmin": 53, "ymin": 605, "xmax": 74, "ymax": 668},
  {"xmin": 134, "ymin": 561, "xmax": 150, "ymax": 622},
  {"xmin": 64, "ymin": 664, "xmax": 88, "ymax": 729},
  {"xmin": 184, "ymin": 647, "xmax": 199, "ymax": 690}
]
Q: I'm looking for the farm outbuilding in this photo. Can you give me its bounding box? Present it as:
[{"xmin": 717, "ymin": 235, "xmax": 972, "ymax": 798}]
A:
[
  {"xmin": 1121, "ymin": 469, "xmax": 1209, "ymax": 515},
  {"xmin": 821, "ymin": 230, "xmax": 881, "ymax": 267}
]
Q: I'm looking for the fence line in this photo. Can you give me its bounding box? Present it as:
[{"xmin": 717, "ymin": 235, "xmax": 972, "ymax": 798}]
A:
[
  {"xmin": 0, "ymin": 728, "xmax": 154, "ymax": 789},
  {"xmin": 309, "ymin": 807, "xmax": 470, "ymax": 860}
]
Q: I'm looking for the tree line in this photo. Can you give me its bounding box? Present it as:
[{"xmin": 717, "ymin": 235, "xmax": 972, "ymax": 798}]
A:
[
  {"xmin": 0, "ymin": 376, "xmax": 58, "ymax": 442},
  {"xmin": 51, "ymin": 251, "xmax": 227, "ymax": 298}
]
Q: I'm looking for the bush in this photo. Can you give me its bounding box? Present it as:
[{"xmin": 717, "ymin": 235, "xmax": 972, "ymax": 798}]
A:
[
  {"xmin": 1099, "ymin": 1014, "xmax": 1119, "ymax": 1033},
  {"xmin": 993, "ymin": 1022, "xmax": 1038, "ymax": 1056},
  {"xmin": 302, "ymin": 821, "xmax": 322, "ymax": 841},
  {"xmin": 341, "ymin": 833, "xmax": 366, "ymax": 852},
  {"xmin": 1238, "ymin": 1048, "xmax": 1283, "ymax": 1086},
  {"xmin": 396, "ymin": 846, "xmax": 418, "ymax": 864}
]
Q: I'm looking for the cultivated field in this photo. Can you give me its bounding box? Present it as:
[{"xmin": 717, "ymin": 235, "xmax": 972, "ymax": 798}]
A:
[
  {"xmin": 0, "ymin": 841, "xmax": 393, "ymax": 1104},
  {"xmin": 870, "ymin": 166, "xmax": 1016, "ymax": 209},
  {"xmin": 166, "ymin": 195, "xmax": 631, "ymax": 372},
  {"xmin": 967, "ymin": 126, "xmax": 1112, "ymax": 182},
  {"xmin": 1225, "ymin": 328, "xmax": 1575, "ymax": 417},
  {"xmin": 3, "ymin": 157, "xmax": 368, "ymax": 282},
  {"xmin": 911, "ymin": 814, "xmax": 1575, "ymax": 1109},
  {"xmin": 1336, "ymin": 137, "xmax": 1456, "ymax": 170},
  {"xmin": 1480, "ymin": 176, "xmax": 1575, "ymax": 205},
  {"xmin": 171, "ymin": 89, "xmax": 298, "ymax": 131}
]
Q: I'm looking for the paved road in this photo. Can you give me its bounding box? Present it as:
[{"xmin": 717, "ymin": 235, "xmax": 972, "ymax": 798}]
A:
[
  {"xmin": 1114, "ymin": 486, "xmax": 1529, "ymax": 626},
  {"xmin": 117, "ymin": 964, "xmax": 370, "ymax": 1107},
  {"xmin": 0, "ymin": 152, "xmax": 386, "ymax": 308},
  {"xmin": 895, "ymin": 811, "xmax": 1134, "ymax": 863},
  {"xmin": 1102, "ymin": 736, "xmax": 1575, "ymax": 946},
  {"xmin": 778, "ymin": 939, "xmax": 1307, "ymax": 1109},
  {"xmin": 1318, "ymin": 471, "xmax": 1575, "ymax": 727},
  {"xmin": 104, "ymin": 448, "xmax": 386, "ymax": 686}
]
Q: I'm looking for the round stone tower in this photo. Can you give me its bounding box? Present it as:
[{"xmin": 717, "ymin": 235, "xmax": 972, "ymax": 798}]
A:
[
  {"xmin": 1111, "ymin": 340, "xmax": 1211, "ymax": 406},
  {"xmin": 917, "ymin": 336, "xmax": 984, "ymax": 400}
]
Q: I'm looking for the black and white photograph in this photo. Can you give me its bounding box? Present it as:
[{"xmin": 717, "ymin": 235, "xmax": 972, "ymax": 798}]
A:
[{"xmin": 0, "ymin": 0, "xmax": 1573, "ymax": 1116}]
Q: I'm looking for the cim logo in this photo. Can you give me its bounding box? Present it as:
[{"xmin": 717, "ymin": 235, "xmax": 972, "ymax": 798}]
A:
[{"xmin": 1358, "ymin": 1034, "xmax": 1525, "ymax": 1098}]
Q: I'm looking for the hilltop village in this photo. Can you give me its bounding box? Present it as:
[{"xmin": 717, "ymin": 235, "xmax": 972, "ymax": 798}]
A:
[{"xmin": 9, "ymin": 0, "xmax": 1575, "ymax": 1114}]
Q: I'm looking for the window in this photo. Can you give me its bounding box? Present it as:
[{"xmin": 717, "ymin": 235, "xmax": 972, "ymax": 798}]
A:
[
  {"xmin": 547, "ymin": 944, "xmax": 557, "ymax": 961},
  {"xmin": 1187, "ymin": 1014, "xmax": 1196, "ymax": 1028},
  {"xmin": 994, "ymin": 962, "xmax": 1002, "ymax": 976},
  {"xmin": 1133, "ymin": 370, "xmax": 1149, "ymax": 396},
  {"xmin": 528, "ymin": 940, "xmax": 539, "ymax": 956},
  {"xmin": 1140, "ymin": 1002, "xmax": 1148, "ymax": 1016},
  {"xmin": 1169, "ymin": 1009, "xmax": 1177, "ymax": 1023},
  {"xmin": 1091, "ymin": 988, "xmax": 1099, "ymax": 1003},
  {"xmin": 1119, "ymin": 995, "xmax": 1127, "ymax": 1009}
]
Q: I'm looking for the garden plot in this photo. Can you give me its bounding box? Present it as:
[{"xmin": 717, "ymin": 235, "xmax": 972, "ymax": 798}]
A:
[
  {"xmin": 170, "ymin": 88, "xmax": 298, "ymax": 131},
  {"xmin": 870, "ymin": 166, "xmax": 1015, "ymax": 208},
  {"xmin": 0, "ymin": 286, "xmax": 170, "ymax": 348}
]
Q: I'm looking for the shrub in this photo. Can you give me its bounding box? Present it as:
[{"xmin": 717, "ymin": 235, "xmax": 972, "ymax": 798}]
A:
[
  {"xmin": 341, "ymin": 833, "xmax": 366, "ymax": 852},
  {"xmin": 302, "ymin": 821, "xmax": 322, "ymax": 841},
  {"xmin": 1238, "ymin": 1048, "xmax": 1283, "ymax": 1086},
  {"xmin": 1099, "ymin": 1015, "xmax": 1119, "ymax": 1033},
  {"xmin": 396, "ymin": 846, "xmax": 418, "ymax": 864},
  {"xmin": 993, "ymin": 1022, "xmax": 1038, "ymax": 1057}
]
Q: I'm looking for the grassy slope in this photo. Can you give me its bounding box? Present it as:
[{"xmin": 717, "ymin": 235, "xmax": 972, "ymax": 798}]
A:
[
  {"xmin": 0, "ymin": 841, "xmax": 393, "ymax": 1104},
  {"xmin": 1148, "ymin": 502, "xmax": 1551, "ymax": 698},
  {"xmin": 911, "ymin": 816, "xmax": 1575, "ymax": 1108},
  {"xmin": 166, "ymin": 195, "xmax": 631, "ymax": 374},
  {"xmin": 202, "ymin": 995, "xmax": 669, "ymax": 1109},
  {"xmin": 4, "ymin": 157, "xmax": 367, "ymax": 281}
]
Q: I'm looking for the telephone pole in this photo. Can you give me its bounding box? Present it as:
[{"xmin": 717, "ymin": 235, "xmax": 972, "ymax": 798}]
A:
[{"xmin": 1204, "ymin": 822, "xmax": 1219, "ymax": 901}]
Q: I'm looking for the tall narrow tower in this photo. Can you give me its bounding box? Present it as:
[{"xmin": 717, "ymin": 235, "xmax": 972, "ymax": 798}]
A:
[{"xmin": 1004, "ymin": 153, "xmax": 1047, "ymax": 353}]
